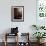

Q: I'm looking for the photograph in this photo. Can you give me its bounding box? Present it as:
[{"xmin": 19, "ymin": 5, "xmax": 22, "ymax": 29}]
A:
[{"xmin": 11, "ymin": 6, "xmax": 24, "ymax": 22}]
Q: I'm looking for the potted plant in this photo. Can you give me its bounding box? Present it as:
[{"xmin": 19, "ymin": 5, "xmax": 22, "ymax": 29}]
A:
[
  {"xmin": 33, "ymin": 32, "xmax": 46, "ymax": 43},
  {"xmin": 32, "ymin": 25, "xmax": 39, "ymax": 30},
  {"xmin": 32, "ymin": 24, "xmax": 45, "ymax": 30}
]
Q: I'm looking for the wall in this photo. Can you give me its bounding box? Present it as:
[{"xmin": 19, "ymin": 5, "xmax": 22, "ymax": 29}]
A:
[{"xmin": 0, "ymin": 0, "xmax": 36, "ymax": 42}]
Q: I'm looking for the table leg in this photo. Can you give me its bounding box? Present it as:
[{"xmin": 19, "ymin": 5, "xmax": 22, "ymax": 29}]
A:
[{"xmin": 5, "ymin": 34, "xmax": 7, "ymax": 46}]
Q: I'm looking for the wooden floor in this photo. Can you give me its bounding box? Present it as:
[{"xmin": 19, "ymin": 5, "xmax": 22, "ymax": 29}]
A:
[{"xmin": 0, "ymin": 42, "xmax": 46, "ymax": 46}]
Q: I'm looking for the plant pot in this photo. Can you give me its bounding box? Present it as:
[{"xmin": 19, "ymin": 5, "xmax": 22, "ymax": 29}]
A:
[
  {"xmin": 37, "ymin": 39, "xmax": 40, "ymax": 43},
  {"xmin": 40, "ymin": 38, "xmax": 45, "ymax": 43},
  {"xmin": 37, "ymin": 39, "xmax": 45, "ymax": 44}
]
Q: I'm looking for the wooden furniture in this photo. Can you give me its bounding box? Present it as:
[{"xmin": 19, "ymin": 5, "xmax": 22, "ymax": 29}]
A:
[
  {"xmin": 4, "ymin": 33, "xmax": 18, "ymax": 46},
  {"xmin": 19, "ymin": 33, "xmax": 30, "ymax": 46},
  {"xmin": 21, "ymin": 33, "xmax": 29, "ymax": 42},
  {"xmin": 4, "ymin": 33, "xmax": 30, "ymax": 46}
]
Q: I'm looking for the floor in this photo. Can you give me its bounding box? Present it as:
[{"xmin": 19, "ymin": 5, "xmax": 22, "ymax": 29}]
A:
[{"xmin": 0, "ymin": 42, "xmax": 46, "ymax": 46}]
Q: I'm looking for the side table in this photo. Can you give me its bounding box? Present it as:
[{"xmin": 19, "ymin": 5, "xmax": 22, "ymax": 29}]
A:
[{"xmin": 4, "ymin": 33, "xmax": 18, "ymax": 46}]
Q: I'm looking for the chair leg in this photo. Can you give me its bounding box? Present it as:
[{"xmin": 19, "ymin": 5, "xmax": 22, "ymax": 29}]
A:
[
  {"xmin": 4, "ymin": 33, "xmax": 7, "ymax": 46},
  {"xmin": 17, "ymin": 34, "xmax": 18, "ymax": 46},
  {"xmin": 4, "ymin": 41, "xmax": 7, "ymax": 46}
]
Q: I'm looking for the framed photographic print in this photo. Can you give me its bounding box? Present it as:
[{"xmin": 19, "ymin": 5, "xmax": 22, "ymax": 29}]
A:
[
  {"xmin": 37, "ymin": 0, "xmax": 46, "ymax": 18},
  {"xmin": 36, "ymin": 0, "xmax": 46, "ymax": 26},
  {"xmin": 11, "ymin": 6, "xmax": 24, "ymax": 22}
]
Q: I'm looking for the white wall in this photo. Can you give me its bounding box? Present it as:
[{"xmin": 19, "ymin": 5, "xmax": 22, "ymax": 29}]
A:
[
  {"xmin": 0, "ymin": 0, "xmax": 36, "ymax": 35},
  {"xmin": 0, "ymin": 0, "xmax": 36, "ymax": 42}
]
